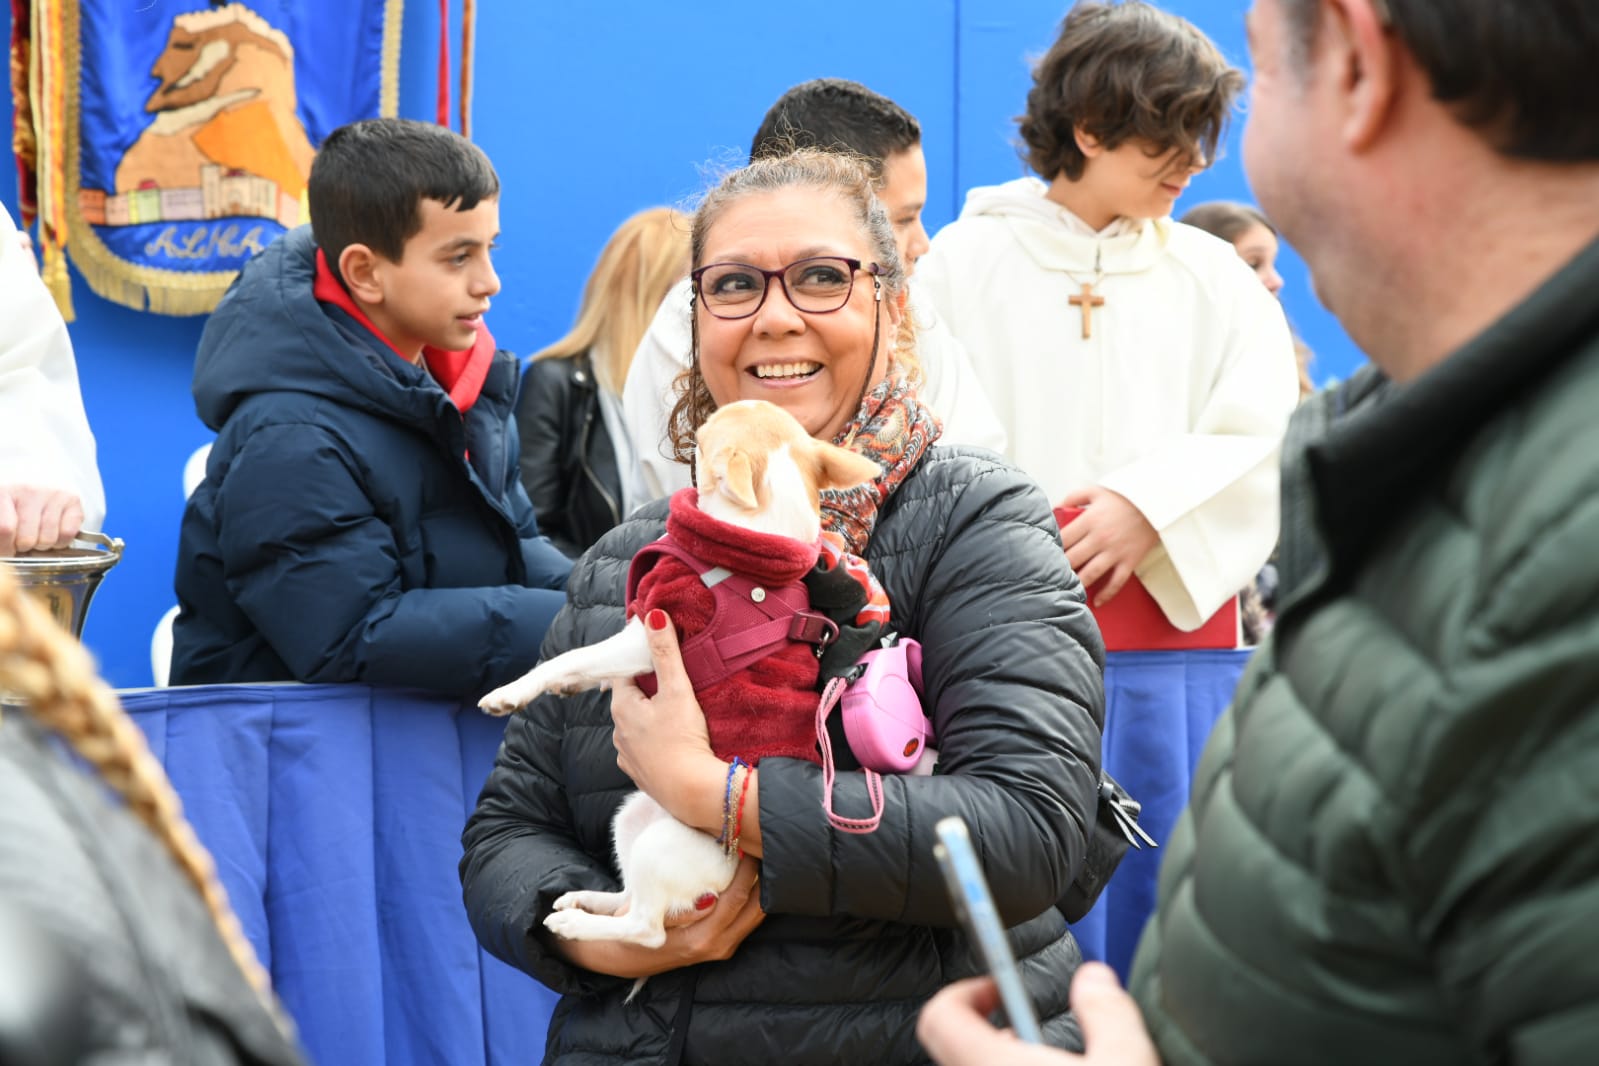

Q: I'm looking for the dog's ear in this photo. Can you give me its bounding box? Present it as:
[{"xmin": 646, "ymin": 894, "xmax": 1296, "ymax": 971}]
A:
[
  {"xmin": 811, "ymin": 441, "xmax": 881, "ymax": 491},
  {"xmin": 713, "ymin": 448, "xmax": 761, "ymax": 511}
]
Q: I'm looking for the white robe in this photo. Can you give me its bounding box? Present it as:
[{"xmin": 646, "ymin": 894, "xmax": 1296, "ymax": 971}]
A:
[
  {"xmin": 0, "ymin": 205, "xmax": 105, "ymax": 538},
  {"xmin": 620, "ymin": 277, "xmax": 1009, "ymax": 504},
  {"xmin": 917, "ymin": 178, "xmax": 1298, "ymax": 630}
]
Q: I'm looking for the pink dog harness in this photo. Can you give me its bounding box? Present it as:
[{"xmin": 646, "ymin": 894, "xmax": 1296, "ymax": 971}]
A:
[{"xmin": 625, "ymin": 538, "xmax": 838, "ymax": 696}]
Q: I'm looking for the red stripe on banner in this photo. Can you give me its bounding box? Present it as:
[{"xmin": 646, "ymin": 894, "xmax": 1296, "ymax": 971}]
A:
[{"xmin": 436, "ymin": 0, "xmax": 450, "ymax": 127}]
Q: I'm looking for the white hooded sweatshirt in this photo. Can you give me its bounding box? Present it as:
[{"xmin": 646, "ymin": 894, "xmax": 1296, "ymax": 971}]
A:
[{"xmin": 917, "ymin": 178, "xmax": 1298, "ymax": 630}]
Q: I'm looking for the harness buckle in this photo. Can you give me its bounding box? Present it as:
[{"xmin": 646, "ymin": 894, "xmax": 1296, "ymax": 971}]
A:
[{"xmin": 789, "ymin": 612, "xmax": 840, "ymax": 650}]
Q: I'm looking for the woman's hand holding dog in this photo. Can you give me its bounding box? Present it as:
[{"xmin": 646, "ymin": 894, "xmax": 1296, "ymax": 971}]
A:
[
  {"xmin": 609, "ymin": 609, "xmax": 765, "ymax": 859},
  {"xmin": 549, "ymin": 857, "xmax": 767, "ymax": 979}
]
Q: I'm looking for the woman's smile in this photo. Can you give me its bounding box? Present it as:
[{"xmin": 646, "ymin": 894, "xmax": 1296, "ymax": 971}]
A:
[{"xmin": 751, "ymin": 360, "xmax": 823, "ymax": 382}]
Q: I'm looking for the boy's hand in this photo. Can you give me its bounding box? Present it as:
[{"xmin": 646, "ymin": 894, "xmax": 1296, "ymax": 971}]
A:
[{"xmin": 1057, "ymin": 486, "xmax": 1158, "ymax": 606}]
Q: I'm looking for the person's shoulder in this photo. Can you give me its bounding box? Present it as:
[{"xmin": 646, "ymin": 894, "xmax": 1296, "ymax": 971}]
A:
[
  {"xmin": 564, "ymin": 498, "xmax": 669, "ymax": 603},
  {"xmin": 1163, "ymin": 220, "xmax": 1264, "ymax": 290},
  {"xmin": 895, "ymin": 445, "xmax": 1043, "ymax": 514},
  {"xmin": 522, "ymin": 351, "xmax": 586, "ymax": 391},
  {"xmin": 643, "ymin": 278, "xmax": 694, "ymax": 350}
]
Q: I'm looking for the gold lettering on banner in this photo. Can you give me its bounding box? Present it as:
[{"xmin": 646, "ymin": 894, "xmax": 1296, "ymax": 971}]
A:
[{"xmin": 145, "ymin": 223, "xmax": 269, "ymax": 261}]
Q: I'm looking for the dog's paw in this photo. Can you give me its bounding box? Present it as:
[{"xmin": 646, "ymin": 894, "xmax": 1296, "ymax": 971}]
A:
[
  {"xmin": 550, "ymin": 892, "xmax": 582, "ymax": 912},
  {"xmin": 543, "ymin": 908, "xmax": 596, "ymax": 941},
  {"xmin": 477, "ymin": 675, "xmax": 546, "ymax": 716}
]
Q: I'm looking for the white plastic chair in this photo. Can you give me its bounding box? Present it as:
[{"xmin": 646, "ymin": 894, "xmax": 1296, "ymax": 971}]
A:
[{"xmin": 151, "ymin": 442, "xmax": 211, "ymax": 686}]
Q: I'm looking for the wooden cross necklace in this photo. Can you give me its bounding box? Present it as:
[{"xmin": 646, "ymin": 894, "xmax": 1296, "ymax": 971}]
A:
[{"xmin": 1065, "ymin": 246, "xmax": 1106, "ymax": 339}]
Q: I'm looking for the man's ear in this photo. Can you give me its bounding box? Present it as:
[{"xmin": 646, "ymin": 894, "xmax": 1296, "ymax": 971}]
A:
[
  {"xmin": 1073, "ymin": 127, "xmax": 1105, "ymax": 159},
  {"xmin": 1329, "ymin": 0, "xmax": 1400, "ymax": 152},
  {"xmin": 338, "ymin": 243, "xmax": 385, "ymax": 305}
]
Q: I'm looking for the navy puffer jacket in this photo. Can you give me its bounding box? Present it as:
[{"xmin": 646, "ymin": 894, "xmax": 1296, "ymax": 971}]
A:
[
  {"xmin": 462, "ymin": 445, "xmax": 1106, "ymax": 1064},
  {"xmin": 171, "ymin": 227, "xmax": 571, "ymax": 695}
]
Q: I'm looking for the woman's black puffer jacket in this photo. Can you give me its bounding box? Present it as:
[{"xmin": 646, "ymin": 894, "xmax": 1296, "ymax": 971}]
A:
[{"xmin": 461, "ymin": 445, "xmax": 1105, "ymax": 1065}]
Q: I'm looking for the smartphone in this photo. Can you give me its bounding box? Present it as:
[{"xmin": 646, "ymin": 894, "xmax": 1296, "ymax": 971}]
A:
[{"xmin": 933, "ymin": 815, "xmax": 1044, "ymax": 1044}]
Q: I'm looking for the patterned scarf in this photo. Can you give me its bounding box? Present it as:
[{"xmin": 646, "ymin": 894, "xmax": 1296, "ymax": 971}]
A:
[{"xmin": 821, "ymin": 364, "xmax": 942, "ymax": 555}]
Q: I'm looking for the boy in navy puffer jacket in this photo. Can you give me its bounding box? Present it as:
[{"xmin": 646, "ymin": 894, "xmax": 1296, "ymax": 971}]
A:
[{"xmin": 172, "ymin": 118, "xmax": 571, "ymax": 696}]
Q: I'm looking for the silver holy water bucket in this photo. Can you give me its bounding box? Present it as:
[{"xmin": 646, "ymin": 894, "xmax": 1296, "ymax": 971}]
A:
[{"xmin": 2, "ymin": 531, "xmax": 125, "ymax": 639}]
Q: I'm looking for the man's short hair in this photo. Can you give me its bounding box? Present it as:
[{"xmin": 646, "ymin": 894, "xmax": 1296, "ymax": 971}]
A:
[
  {"xmin": 1279, "ymin": 0, "xmax": 1599, "ymax": 161},
  {"xmin": 308, "ymin": 117, "xmax": 500, "ymax": 279},
  {"xmin": 1019, "ymin": 1, "xmax": 1243, "ymax": 182},
  {"xmin": 749, "ymin": 78, "xmax": 922, "ymax": 180}
]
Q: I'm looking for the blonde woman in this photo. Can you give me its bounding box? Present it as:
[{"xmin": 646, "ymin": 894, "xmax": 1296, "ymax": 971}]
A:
[{"xmin": 517, "ymin": 207, "xmax": 689, "ymax": 557}]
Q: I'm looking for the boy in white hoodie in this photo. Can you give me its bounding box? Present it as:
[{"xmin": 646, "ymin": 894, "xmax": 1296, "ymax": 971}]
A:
[{"xmin": 917, "ymin": 1, "xmax": 1298, "ymax": 632}]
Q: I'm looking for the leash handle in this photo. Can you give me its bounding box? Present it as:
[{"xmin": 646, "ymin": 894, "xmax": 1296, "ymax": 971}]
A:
[{"xmin": 816, "ymin": 677, "xmax": 885, "ymax": 834}]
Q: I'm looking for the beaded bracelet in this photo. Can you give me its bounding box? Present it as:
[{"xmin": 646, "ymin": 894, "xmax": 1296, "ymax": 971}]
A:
[
  {"xmin": 727, "ymin": 763, "xmax": 754, "ymax": 859},
  {"xmin": 718, "ymin": 757, "xmax": 747, "ymax": 853}
]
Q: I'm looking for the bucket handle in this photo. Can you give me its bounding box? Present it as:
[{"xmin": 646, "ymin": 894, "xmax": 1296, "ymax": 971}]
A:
[{"xmin": 74, "ymin": 531, "xmax": 126, "ymax": 557}]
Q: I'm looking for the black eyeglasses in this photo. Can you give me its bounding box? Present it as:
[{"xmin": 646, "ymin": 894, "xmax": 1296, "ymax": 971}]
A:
[{"xmin": 691, "ymin": 256, "xmax": 882, "ymax": 320}]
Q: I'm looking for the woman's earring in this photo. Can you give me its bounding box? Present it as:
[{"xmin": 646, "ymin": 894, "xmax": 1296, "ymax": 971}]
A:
[{"xmin": 873, "ymin": 278, "xmax": 882, "ymax": 303}]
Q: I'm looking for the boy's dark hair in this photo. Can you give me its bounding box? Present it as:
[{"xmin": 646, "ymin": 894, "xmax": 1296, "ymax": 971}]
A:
[
  {"xmin": 1279, "ymin": 0, "xmax": 1599, "ymax": 161},
  {"xmin": 1020, "ymin": 1, "xmax": 1243, "ymax": 182},
  {"xmin": 308, "ymin": 117, "xmax": 500, "ymax": 280},
  {"xmin": 750, "ymin": 78, "xmax": 922, "ymax": 180}
]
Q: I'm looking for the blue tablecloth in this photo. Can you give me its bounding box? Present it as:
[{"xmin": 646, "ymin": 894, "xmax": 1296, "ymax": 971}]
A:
[
  {"xmin": 120, "ymin": 684, "xmax": 557, "ymax": 1066},
  {"xmin": 120, "ymin": 650, "xmax": 1250, "ymax": 1064},
  {"xmin": 1070, "ymin": 649, "xmax": 1253, "ymax": 978}
]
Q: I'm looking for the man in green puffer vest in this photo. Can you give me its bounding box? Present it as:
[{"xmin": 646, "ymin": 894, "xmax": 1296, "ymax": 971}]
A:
[{"xmin": 919, "ymin": 1, "xmax": 1599, "ymax": 1063}]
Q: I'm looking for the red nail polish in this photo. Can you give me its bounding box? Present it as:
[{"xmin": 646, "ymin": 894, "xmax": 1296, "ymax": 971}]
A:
[
  {"xmin": 647, "ymin": 609, "xmax": 668, "ymax": 631},
  {"xmin": 694, "ymin": 893, "xmax": 717, "ymax": 911}
]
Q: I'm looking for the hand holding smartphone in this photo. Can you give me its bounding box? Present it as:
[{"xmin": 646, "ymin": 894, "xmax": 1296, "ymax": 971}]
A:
[{"xmin": 933, "ymin": 815, "xmax": 1043, "ymax": 1044}]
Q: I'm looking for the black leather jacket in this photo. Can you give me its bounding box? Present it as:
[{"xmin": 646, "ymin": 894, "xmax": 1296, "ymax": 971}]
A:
[
  {"xmin": 462, "ymin": 445, "xmax": 1106, "ymax": 1064},
  {"xmin": 516, "ymin": 351, "xmax": 625, "ymax": 559}
]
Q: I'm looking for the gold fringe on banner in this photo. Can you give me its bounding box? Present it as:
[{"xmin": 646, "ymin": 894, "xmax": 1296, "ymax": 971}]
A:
[
  {"xmin": 30, "ymin": 0, "xmax": 73, "ymax": 320},
  {"xmin": 10, "ymin": 4, "xmax": 38, "ymax": 227},
  {"xmin": 382, "ymin": 0, "xmax": 403, "ymax": 119}
]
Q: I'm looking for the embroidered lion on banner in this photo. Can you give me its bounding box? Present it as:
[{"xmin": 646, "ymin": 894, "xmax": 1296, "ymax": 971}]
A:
[{"xmin": 114, "ymin": 3, "xmax": 315, "ymax": 203}]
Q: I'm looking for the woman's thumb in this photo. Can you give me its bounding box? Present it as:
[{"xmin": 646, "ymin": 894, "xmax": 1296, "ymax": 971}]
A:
[{"xmin": 643, "ymin": 610, "xmax": 687, "ymax": 685}]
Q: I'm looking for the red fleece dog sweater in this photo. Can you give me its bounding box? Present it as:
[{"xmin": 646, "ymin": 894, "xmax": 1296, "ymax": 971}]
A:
[{"xmin": 627, "ymin": 490, "xmax": 837, "ymax": 767}]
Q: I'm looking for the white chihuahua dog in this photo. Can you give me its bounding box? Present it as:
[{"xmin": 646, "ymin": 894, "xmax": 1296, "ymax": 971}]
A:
[{"xmin": 478, "ymin": 400, "xmax": 879, "ymax": 951}]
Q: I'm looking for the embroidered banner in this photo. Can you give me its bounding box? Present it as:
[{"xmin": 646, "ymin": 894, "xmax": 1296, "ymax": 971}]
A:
[{"xmin": 27, "ymin": 0, "xmax": 401, "ymax": 317}]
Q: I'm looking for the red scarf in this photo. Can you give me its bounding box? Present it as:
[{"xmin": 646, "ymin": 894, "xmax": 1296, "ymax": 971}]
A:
[{"xmin": 312, "ymin": 249, "xmax": 495, "ymax": 413}]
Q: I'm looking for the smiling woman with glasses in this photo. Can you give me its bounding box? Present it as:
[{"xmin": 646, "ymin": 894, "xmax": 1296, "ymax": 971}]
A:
[{"xmin": 463, "ymin": 147, "xmax": 1105, "ymax": 1063}]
